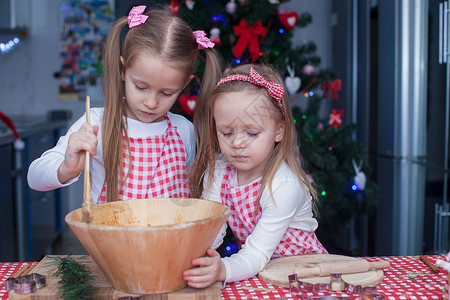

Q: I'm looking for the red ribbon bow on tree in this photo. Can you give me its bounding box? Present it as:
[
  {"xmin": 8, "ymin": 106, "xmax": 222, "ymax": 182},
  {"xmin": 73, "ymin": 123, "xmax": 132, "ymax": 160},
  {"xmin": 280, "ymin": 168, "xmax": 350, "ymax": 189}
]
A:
[
  {"xmin": 329, "ymin": 109, "xmax": 344, "ymax": 128},
  {"xmin": 169, "ymin": 0, "xmax": 181, "ymax": 16},
  {"xmin": 321, "ymin": 79, "xmax": 342, "ymax": 100},
  {"xmin": 232, "ymin": 19, "xmax": 267, "ymax": 62}
]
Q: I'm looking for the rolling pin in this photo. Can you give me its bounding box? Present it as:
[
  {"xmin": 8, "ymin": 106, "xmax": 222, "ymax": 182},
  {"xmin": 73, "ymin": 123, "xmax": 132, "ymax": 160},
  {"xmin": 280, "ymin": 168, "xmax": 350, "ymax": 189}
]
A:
[{"xmin": 296, "ymin": 259, "xmax": 390, "ymax": 278}]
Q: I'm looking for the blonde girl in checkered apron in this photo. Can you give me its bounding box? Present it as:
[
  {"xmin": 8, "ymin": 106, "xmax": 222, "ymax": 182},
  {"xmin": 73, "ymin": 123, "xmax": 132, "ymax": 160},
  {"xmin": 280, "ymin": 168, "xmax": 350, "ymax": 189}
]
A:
[
  {"xmin": 184, "ymin": 64, "xmax": 327, "ymax": 288},
  {"xmin": 27, "ymin": 7, "xmax": 222, "ymax": 203}
]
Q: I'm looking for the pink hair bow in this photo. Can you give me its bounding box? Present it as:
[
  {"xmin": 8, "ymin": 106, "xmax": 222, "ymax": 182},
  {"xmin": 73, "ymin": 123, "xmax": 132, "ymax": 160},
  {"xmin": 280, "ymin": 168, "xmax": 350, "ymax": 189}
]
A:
[
  {"xmin": 216, "ymin": 67, "xmax": 285, "ymax": 114},
  {"xmin": 193, "ymin": 30, "xmax": 215, "ymax": 49},
  {"xmin": 128, "ymin": 6, "xmax": 149, "ymax": 28}
]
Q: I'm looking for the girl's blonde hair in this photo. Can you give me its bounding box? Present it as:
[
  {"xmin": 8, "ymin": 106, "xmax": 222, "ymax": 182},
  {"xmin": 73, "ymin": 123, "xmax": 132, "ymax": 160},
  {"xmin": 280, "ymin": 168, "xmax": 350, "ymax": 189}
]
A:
[
  {"xmin": 102, "ymin": 9, "xmax": 222, "ymax": 202},
  {"xmin": 190, "ymin": 64, "xmax": 318, "ymax": 211}
]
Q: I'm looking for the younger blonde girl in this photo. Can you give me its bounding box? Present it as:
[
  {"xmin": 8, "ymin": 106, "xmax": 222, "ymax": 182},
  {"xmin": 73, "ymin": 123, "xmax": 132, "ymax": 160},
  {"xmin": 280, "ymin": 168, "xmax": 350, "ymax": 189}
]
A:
[{"xmin": 185, "ymin": 64, "xmax": 327, "ymax": 287}]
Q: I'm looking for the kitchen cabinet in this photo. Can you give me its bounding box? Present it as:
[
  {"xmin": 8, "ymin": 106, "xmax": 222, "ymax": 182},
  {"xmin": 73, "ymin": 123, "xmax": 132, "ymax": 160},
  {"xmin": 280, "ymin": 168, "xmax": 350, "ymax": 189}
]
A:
[
  {"xmin": 0, "ymin": 144, "xmax": 15, "ymax": 261},
  {"xmin": 24, "ymin": 131, "xmax": 63, "ymax": 262},
  {"xmin": 0, "ymin": 115, "xmax": 68, "ymax": 262}
]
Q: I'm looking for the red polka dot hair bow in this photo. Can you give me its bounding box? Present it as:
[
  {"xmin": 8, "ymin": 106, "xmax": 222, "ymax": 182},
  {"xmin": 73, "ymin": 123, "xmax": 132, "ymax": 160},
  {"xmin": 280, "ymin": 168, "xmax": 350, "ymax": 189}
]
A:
[
  {"xmin": 216, "ymin": 67, "xmax": 285, "ymax": 114},
  {"xmin": 128, "ymin": 6, "xmax": 149, "ymax": 28}
]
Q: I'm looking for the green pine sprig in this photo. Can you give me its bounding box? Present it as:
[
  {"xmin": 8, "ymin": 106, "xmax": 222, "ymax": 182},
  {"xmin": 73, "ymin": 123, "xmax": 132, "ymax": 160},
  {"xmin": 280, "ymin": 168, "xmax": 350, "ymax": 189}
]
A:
[{"xmin": 52, "ymin": 255, "xmax": 96, "ymax": 300}]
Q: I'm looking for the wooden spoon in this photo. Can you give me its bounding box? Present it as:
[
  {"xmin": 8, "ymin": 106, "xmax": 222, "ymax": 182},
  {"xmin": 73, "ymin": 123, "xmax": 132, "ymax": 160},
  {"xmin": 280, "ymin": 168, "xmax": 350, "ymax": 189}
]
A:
[{"xmin": 81, "ymin": 96, "xmax": 92, "ymax": 223}]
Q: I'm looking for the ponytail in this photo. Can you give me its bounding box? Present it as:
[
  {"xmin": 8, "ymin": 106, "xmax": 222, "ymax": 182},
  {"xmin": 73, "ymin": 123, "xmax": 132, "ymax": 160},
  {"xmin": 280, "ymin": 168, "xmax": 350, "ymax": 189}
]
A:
[
  {"xmin": 102, "ymin": 17, "xmax": 129, "ymax": 202},
  {"xmin": 190, "ymin": 48, "xmax": 222, "ymax": 198}
]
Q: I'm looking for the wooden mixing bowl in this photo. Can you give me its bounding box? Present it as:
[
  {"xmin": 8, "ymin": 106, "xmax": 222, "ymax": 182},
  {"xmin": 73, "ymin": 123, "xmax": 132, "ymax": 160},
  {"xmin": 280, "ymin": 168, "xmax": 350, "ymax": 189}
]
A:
[{"xmin": 65, "ymin": 198, "xmax": 229, "ymax": 294}]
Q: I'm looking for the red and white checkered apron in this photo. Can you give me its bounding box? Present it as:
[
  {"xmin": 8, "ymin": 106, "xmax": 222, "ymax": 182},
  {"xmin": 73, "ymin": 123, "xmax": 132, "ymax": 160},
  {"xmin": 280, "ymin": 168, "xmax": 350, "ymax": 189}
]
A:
[
  {"xmin": 220, "ymin": 164, "xmax": 327, "ymax": 257},
  {"xmin": 98, "ymin": 115, "xmax": 190, "ymax": 202}
]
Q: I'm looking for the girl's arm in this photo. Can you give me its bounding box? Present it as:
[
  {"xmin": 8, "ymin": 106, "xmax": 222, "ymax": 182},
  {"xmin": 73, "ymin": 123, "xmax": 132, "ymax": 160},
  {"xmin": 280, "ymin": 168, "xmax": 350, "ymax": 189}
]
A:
[
  {"xmin": 201, "ymin": 164, "xmax": 227, "ymax": 249},
  {"xmin": 183, "ymin": 248, "xmax": 227, "ymax": 288},
  {"xmin": 57, "ymin": 122, "xmax": 99, "ymax": 184},
  {"xmin": 27, "ymin": 109, "xmax": 101, "ymax": 191},
  {"xmin": 220, "ymin": 180, "xmax": 303, "ymax": 282},
  {"xmin": 182, "ymin": 159, "xmax": 229, "ymax": 288},
  {"xmin": 185, "ymin": 180, "xmax": 304, "ymax": 286}
]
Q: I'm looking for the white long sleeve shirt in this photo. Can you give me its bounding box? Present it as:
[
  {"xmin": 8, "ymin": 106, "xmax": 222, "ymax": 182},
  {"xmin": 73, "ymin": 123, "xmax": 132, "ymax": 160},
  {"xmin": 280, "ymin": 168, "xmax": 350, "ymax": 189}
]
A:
[
  {"xmin": 27, "ymin": 108, "xmax": 196, "ymax": 203},
  {"xmin": 203, "ymin": 157, "xmax": 320, "ymax": 283}
]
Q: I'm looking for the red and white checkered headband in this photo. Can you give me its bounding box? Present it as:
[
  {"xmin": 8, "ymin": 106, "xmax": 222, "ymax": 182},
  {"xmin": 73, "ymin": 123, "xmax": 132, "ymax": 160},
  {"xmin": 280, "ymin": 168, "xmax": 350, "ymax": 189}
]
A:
[{"xmin": 215, "ymin": 67, "xmax": 285, "ymax": 115}]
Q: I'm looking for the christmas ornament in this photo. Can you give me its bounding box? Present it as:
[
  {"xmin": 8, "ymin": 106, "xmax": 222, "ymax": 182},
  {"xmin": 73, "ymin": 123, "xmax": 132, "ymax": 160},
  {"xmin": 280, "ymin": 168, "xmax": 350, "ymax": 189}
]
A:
[
  {"xmin": 185, "ymin": 0, "xmax": 195, "ymax": 10},
  {"xmin": 210, "ymin": 27, "xmax": 222, "ymax": 46},
  {"xmin": 169, "ymin": 0, "xmax": 181, "ymax": 16},
  {"xmin": 233, "ymin": 19, "xmax": 267, "ymax": 61},
  {"xmin": 285, "ymin": 64, "xmax": 301, "ymax": 95},
  {"xmin": 268, "ymin": 0, "xmax": 279, "ymax": 3},
  {"xmin": 179, "ymin": 94, "xmax": 197, "ymax": 115},
  {"xmin": 285, "ymin": 76, "xmax": 301, "ymax": 95},
  {"xmin": 322, "ymin": 79, "xmax": 342, "ymax": 100},
  {"xmin": 279, "ymin": 12, "xmax": 298, "ymax": 30},
  {"xmin": 318, "ymin": 123, "xmax": 324, "ymax": 130},
  {"xmin": 352, "ymin": 159, "xmax": 366, "ymax": 191},
  {"xmin": 303, "ymin": 64, "xmax": 315, "ymax": 75},
  {"xmin": 226, "ymin": 0, "xmax": 236, "ymax": 14},
  {"xmin": 328, "ymin": 108, "xmax": 344, "ymax": 128}
]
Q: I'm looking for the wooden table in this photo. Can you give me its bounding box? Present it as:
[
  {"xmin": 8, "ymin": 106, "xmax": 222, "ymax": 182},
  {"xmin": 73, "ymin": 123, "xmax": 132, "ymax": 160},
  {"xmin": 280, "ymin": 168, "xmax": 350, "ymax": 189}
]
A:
[{"xmin": 1, "ymin": 255, "xmax": 448, "ymax": 299}]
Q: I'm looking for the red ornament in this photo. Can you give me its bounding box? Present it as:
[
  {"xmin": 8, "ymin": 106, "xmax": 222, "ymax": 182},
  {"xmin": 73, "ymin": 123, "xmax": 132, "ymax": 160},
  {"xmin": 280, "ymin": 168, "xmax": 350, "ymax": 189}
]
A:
[
  {"xmin": 210, "ymin": 27, "xmax": 222, "ymax": 46},
  {"xmin": 179, "ymin": 94, "xmax": 197, "ymax": 115},
  {"xmin": 279, "ymin": 12, "xmax": 298, "ymax": 30},
  {"xmin": 185, "ymin": 0, "xmax": 195, "ymax": 10},
  {"xmin": 321, "ymin": 79, "xmax": 342, "ymax": 100},
  {"xmin": 232, "ymin": 19, "xmax": 267, "ymax": 62},
  {"xmin": 226, "ymin": 0, "xmax": 236, "ymax": 14},
  {"xmin": 169, "ymin": 0, "xmax": 181, "ymax": 16},
  {"xmin": 329, "ymin": 109, "xmax": 344, "ymax": 128},
  {"xmin": 303, "ymin": 64, "xmax": 315, "ymax": 75}
]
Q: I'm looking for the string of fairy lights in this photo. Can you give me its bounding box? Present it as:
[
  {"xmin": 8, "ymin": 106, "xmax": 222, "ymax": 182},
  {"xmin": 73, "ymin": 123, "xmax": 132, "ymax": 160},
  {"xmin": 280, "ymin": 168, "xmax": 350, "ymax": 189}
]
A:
[{"xmin": 0, "ymin": 36, "xmax": 21, "ymax": 54}]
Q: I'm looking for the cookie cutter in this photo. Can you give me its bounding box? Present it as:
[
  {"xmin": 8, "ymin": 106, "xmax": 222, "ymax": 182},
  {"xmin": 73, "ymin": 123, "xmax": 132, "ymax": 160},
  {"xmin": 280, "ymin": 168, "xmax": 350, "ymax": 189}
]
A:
[
  {"xmin": 5, "ymin": 273, "xmax": 46, "ymax": 294},
  {"xmin": 289, "ymin": 273, "xmax": 385, "ymax": 300}
]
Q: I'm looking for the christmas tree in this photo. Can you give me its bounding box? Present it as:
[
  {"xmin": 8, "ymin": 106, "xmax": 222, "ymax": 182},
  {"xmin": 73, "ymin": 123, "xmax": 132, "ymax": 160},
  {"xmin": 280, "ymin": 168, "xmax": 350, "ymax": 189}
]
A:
[{"xmin": 162, "ymin": 0, "xmax": 380, "ymax": 253}]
